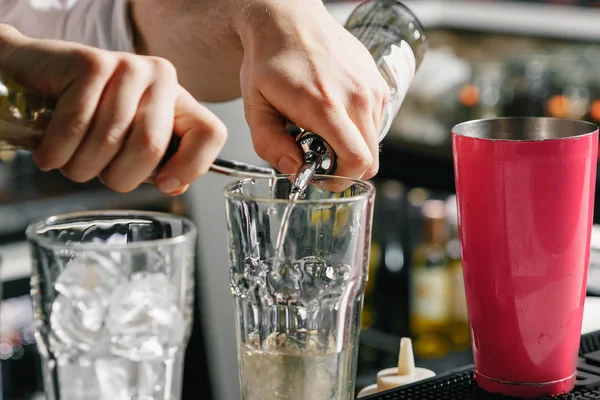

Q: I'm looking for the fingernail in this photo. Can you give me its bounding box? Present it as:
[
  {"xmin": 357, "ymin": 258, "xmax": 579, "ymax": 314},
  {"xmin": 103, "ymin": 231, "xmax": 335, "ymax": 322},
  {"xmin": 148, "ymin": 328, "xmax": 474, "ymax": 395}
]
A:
[
  {"xmin": 156, "ymin": 177, "xmax": 181, "ymax": 194},
  {"xmin": 278, "ymin": 156, "xmax": 299, "ymax": 173}
]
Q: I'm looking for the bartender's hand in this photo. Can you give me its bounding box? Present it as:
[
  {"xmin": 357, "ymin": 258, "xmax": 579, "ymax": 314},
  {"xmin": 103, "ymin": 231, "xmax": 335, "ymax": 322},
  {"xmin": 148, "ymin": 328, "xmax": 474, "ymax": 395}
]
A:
[
  {"xmin": 130, "ymin": 0, "xmax": 388, "ymax": 180},
  {"xmin": 237, "ymin": 0, "xmax": 389, "ymax": 179},
  {"xmin": 0, "ymin": 24, "xmax": 227, "ymax": 195}
]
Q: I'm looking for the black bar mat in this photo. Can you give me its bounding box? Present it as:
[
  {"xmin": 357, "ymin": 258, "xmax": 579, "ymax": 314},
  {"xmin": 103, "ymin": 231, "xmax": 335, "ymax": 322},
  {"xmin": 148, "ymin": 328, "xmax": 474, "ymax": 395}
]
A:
[{"xmin": 362, "ymin": 330, "xmax": 600, "ymax": 399}]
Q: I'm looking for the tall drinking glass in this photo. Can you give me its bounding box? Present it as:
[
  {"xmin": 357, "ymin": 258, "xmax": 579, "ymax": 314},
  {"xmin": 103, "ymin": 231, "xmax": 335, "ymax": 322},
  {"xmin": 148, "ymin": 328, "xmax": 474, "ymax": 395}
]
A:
[
  {"xmin": 26, "ymin": 211, "xmax": 196, "ymax": 400},
  {"xmin": 225, "ymin": 175, "xmax": 375, "ymax": 400},
  {"xmin": 452, "ymin": 117, "xmax": 598, "ymax": 398}
]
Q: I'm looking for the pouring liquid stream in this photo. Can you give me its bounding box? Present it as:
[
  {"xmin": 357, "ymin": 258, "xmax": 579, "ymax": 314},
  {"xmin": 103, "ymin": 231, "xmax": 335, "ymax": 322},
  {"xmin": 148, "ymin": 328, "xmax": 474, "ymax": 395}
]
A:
[{"xmin": 272, "ymin": 154, "xmax": 322, "ymax": 269}]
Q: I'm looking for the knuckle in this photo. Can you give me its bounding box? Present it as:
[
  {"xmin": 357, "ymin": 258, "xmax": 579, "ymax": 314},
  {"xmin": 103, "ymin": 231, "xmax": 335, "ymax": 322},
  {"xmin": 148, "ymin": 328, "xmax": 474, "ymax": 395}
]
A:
[
  {"xmin": 311, "ymin": 81, "xmax": 338, "ymax": 112},
  {"xmin": 74, "ymin": 48, "xmax": 112, "ymax": 78},
  {"xmin": 115, "ymin": 55, "xmax": 143, "ymax": 75},
  {"xmin": 0, "ymin": 23, "xmax": 21, "ymax": 42},
  {"xmin": 292, "ymin": 77, "xmax": 338, "ymax": 114},
  {"xmin": 349, "ymin": 88, "xmax": 370, "ymax": 110},
  {"xmin": 58, "ymin": 113, "xmax": 89, "ymax": 142},
  {"xmin": 139, "ymin": 132, "xmax": 166, "ymax": 162},
  {"xmin": 351, "ymin": 149, "xmax": 374, "ymax": 171},
  {"xmin": 147, "ymin": 56, "xmax": 177, "ymax": 80},
  {"xmin": 212, "ymin": 119, "xmax": 228, "ymax": 146},
  {"xmin": 363, "ymin": 163, "xmax": 380, "ymax": 180},
  {"xmin": 100, "ymin": 127, "xmax": 127, "ymax": 151}
]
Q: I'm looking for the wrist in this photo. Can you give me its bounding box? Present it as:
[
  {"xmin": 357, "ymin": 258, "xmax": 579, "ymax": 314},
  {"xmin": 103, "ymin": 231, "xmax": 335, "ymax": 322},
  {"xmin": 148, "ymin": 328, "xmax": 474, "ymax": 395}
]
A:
[
  {"xmin": 126, "ymin": 0, "xmax": 149, "ymax": 55},
  {"xmin": 233, "ymin": 0, "xmax": 327, "ymax": 44}
]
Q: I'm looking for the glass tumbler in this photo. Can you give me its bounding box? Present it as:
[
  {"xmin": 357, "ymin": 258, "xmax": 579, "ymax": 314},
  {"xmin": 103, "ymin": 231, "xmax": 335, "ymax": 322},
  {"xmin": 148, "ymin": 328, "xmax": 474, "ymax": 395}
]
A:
[
  {"xmin": 225, "ymin": 175, "xmax": 375, "ymax": 400},
  {"xmin": 26, "ymin": 211, "xmax": 197, "ymax": 400}
]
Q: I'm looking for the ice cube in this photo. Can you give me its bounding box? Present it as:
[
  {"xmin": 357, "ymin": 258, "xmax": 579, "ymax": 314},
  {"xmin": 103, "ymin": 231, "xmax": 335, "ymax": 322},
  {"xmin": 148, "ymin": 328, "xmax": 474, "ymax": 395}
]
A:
[
  {"xmin": 50, "ymin": 293, "xmax": 100, "ymax": 354},
  {"xmin": 95, "ymin": 357, "xmax": 135, "ymax": 400},
  {"xmin": 54, "ymin": 252, "xmax": 127, "ymax": 332},
  {"xmin": 130, "ymin": 250, "xmax": 169, "ymax": 276},
  {"xmin": 107, "ymin": 273, "xmax": 186, "ymax": 361},
  {"xmin": 50, "ymin": 253, "xmax": 129, "ymax": 354},
  {"xmin": 138, "ymin": 360, "xmax": 166, "ymax": 399},
  {"xmin": 55, "ymin": 252, "xmax": 125, "ymax": 299}
]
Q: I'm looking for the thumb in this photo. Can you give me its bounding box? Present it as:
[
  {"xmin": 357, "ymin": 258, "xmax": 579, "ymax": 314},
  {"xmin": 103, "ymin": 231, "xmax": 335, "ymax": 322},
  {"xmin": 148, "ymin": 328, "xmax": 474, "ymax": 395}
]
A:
[{"xmin": 245, "ymin": 100, "xmax": 303, "ymax": 174}]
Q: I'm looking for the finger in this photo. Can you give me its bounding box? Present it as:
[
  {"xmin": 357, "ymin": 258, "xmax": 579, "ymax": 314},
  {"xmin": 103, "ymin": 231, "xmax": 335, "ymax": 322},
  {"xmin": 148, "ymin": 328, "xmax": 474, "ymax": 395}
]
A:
[
  {"xmin": 0, "ymin": 37, "xmax": 114, "ymax": 171},
  {"xmin": 300, "ymin": 106, "xmax": 372, "ymax": 180},
  {"xmin": 60, "ymin": 60, "xmax": 149, "ymax": 182},
  {"xmin": 245, "ymin": 93, "xmax": 303, "ymax": 174},
  {"xmin": 154, "ymin": 88, "xmax": 228, "ymax": 195},
  {"xmin": 258, "ymin": 77, "xmax": 373, "ymax": 179},
  {"xmin": 357, "ymin": 115, "xmax": 379, "ymax": 181},
  {"xmin": 347, "ymin": 105, "xmax": 379, "ymax": 180},
  {"xmin": 99, "ymin": 61, "xmax": 177, "ymax": 193},
  {"xmin": 32, "ymin": 74, "xmax": 107, "ymax": 171},
  {"xmin": 363, "ymin": 81, "xmax": 390, "ymax": 180}
]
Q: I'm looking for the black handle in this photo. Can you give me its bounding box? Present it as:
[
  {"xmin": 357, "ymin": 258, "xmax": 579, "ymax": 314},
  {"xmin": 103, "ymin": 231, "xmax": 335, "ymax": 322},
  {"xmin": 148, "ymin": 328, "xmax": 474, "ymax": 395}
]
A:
[{"xmin": 158, "ymin": 134, "xmax": 181, "ymax": 169}]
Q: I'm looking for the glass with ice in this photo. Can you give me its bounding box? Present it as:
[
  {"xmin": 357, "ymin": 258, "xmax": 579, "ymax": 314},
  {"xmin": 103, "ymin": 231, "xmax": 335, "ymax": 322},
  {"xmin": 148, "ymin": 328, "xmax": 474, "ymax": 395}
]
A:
[
  {"xmin": 25, "ymin": 211, "xmax": 196, "ymax": 400},
  {"xmin": 225, "ymin": 175, "xmax": 375, "ymax": 400}
]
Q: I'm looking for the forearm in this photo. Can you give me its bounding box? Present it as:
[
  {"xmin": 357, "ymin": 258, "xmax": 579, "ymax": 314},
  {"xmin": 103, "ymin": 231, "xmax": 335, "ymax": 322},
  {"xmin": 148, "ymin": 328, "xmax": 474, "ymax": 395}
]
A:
[
  {"xmin": 128, "ymin": 0, "xmax": 244, "ymax": 102},
  {"xmin": 127, "ymin": 0, "xmax": 328, "ymax": 103}
]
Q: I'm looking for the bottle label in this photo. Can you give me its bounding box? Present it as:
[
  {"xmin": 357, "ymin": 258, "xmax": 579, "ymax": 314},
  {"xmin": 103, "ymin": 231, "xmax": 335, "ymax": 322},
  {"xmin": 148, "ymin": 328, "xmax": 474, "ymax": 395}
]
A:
[
  {"xmin": 451, "ymin": 264, "xmax": 469, "ymax": 322},
  {"xmin": 412, "ymin": 267, "xmax": 449, "ymax": 322},
  {"xmin": 382, "ymin": 40, "xmax": 416, "ymax": 106}
]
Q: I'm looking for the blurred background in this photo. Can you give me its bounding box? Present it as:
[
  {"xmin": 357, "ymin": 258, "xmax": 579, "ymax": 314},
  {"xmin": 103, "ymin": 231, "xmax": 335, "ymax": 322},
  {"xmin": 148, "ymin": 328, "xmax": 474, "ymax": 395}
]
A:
[{"xmin": 3, "ymin": 0, "xmax": 600, "ymax": 398}]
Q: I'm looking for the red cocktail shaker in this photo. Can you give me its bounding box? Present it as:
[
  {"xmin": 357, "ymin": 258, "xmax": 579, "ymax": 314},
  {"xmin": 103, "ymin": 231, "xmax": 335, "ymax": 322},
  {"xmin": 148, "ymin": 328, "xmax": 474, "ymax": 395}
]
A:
[{"xmin": 453, "ymin": 117, "xmax": 598, "ymax": 398}]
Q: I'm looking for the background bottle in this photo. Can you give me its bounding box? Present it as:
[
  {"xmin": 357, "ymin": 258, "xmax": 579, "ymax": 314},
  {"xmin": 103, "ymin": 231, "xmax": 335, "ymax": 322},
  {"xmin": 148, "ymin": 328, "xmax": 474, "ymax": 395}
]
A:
[
  {"xmin": 410, "ymin": 199, "xmax": 451, "ymax": 359},
  {"xmin": 445, "ymin": 195, "xmax": 470, "ymax": 351},
  {"xmin": 372, "ymin": 180, "xmax": 409, "ymax": 336}
]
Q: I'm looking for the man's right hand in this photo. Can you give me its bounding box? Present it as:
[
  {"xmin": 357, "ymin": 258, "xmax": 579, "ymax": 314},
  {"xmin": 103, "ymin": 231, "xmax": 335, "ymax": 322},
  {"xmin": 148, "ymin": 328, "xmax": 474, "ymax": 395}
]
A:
[{"xmin": 0, "ymin": 24, "xmax": 227, "ymax": 195}]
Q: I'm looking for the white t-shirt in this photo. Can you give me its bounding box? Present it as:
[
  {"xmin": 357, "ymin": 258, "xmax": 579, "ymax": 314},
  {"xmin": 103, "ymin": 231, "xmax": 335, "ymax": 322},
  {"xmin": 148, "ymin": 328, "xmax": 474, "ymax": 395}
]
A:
[{"xmin": 0, "ymin": 0, "xmax": 135, "ymax": 52}]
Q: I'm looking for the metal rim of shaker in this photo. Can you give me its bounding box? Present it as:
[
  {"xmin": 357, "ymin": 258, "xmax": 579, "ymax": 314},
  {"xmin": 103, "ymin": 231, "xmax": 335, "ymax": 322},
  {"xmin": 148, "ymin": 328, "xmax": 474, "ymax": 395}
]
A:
[{"xmin": 452, "ymin": 116, "xmax": 599, "ymax": 142}]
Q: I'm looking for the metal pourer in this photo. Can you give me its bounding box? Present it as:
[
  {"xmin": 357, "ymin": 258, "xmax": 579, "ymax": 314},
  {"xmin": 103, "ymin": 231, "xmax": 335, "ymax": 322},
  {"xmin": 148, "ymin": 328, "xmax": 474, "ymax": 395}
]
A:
[{"xmin": 287, "ymin": 124, "xmax": 337, "ymax": 175}]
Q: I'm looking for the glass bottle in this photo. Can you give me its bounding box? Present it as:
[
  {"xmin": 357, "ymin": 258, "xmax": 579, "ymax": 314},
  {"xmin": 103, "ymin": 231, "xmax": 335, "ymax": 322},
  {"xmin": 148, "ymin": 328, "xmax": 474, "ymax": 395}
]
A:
[
  {"xmin": 344, "ymin": 0, "xmax": 428, "ymax": 140},
  {"xmin": 0, "ymin": 74, "xmax": 54, "ymax": 151},
  {"xmin": 410, "ymin": 199, "xmax": 452, "ymax": 359},
  {"xmin": 294, "ymin": 0, "xmax": 428, "ymax": 176}
]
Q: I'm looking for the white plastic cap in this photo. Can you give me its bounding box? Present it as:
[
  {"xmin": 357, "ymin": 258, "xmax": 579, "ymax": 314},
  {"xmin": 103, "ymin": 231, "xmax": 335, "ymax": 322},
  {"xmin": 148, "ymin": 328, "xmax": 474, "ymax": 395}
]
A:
[
  {"xmin": 357, "ymin": 384, "xmax": 379, "ymax": 398},
  {"xmin": 356, "ymin": 337, "xmax": 436, "ymax": 397}
]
